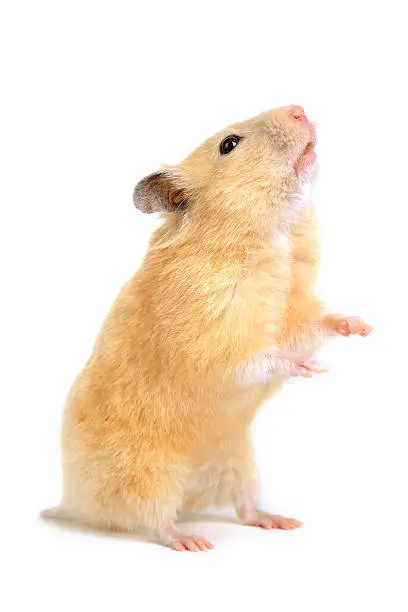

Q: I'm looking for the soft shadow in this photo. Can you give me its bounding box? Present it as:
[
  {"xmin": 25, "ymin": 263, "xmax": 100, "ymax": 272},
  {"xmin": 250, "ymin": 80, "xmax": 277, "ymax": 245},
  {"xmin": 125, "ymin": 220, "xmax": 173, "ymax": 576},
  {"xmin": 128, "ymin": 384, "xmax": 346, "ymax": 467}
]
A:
[{"xmin": 38, "ymin": 510, "xmax": 240, "ymax": 543}]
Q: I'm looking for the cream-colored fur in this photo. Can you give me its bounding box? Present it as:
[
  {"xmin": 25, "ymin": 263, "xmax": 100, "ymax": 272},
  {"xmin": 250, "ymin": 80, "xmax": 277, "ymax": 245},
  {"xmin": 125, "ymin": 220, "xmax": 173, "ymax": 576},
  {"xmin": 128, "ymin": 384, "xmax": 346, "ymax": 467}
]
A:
[{"xmin": 42, "ymin": 106, "xmax": 372, "ymax": 550}]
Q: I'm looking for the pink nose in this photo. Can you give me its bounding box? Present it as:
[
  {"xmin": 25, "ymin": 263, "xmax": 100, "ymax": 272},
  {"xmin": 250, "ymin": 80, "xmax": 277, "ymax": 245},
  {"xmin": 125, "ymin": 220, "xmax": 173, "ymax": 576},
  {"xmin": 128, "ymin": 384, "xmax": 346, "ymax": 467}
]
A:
[{"xmin": 289, "ymin": 106, "xmax": 307, "ymax": 121}]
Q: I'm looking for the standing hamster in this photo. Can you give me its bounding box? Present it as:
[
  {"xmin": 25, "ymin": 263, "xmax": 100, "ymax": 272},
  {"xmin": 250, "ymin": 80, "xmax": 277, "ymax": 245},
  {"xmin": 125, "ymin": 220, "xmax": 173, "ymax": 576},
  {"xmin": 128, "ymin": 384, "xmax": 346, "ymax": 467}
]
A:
[{"xmin": 41, "ymin": 105, "xmax": 372, "ymax": 551}]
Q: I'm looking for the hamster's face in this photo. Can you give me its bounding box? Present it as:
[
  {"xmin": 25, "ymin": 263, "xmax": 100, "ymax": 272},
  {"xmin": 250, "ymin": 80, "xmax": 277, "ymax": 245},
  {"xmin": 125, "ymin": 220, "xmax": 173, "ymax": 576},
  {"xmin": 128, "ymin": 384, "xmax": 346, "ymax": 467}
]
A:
[{"xmin": 134, "ymin": 105, "xmax": 316, "ymax": 217}]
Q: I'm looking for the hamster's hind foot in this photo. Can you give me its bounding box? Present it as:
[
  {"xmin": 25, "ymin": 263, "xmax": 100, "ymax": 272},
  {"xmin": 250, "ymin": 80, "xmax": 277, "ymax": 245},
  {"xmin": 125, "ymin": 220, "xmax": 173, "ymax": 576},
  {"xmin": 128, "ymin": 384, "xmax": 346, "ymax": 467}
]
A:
[
  {"xmin": 170, "ymin": 534, "xmax": 214, "ymax": 552},
  {"xmin": 238, "ymin": 508, "xmax": 303, "ymax": 531},
  {"xmin": 156, "ymin": 521, "xmax": 215, "ymax": 552}
]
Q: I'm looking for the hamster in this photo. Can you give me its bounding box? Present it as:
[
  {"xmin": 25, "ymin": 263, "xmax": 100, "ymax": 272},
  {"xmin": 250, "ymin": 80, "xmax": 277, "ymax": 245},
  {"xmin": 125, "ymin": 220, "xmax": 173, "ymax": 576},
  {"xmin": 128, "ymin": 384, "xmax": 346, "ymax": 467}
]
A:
[{"xmin": 41, "ymin": 105, "xmax": 372, "ymax": 551}]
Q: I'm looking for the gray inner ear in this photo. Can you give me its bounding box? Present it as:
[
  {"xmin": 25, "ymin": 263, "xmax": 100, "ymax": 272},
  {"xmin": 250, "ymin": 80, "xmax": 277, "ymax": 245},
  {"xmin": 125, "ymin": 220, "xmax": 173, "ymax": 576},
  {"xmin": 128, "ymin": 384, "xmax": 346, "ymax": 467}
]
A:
[{"xmin": 133, "ymin": 172, "xmax": 185, "ymax": 214}]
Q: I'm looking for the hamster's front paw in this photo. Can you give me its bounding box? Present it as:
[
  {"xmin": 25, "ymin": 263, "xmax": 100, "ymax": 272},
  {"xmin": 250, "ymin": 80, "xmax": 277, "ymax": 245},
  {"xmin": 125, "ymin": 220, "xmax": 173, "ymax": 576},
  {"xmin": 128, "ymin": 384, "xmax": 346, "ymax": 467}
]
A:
[
  {"xmin": 269, "ymin": 350, "xmax": 327, "ymax": 378},
  {"xmin": 289, "ymin": 356, "xmax": 327, "ymax": 378},
  {"xmin": 324, "ymin": 315, "xmax": 373, "ymax": 337}
]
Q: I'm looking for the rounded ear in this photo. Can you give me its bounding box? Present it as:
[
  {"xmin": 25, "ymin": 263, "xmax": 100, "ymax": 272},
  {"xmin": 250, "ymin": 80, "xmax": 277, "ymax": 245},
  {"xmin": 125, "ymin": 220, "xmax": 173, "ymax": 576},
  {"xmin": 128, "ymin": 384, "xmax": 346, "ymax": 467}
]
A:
[{"xmin": 133, "ymin": 172, "xmax": 187, "ymax": 214}]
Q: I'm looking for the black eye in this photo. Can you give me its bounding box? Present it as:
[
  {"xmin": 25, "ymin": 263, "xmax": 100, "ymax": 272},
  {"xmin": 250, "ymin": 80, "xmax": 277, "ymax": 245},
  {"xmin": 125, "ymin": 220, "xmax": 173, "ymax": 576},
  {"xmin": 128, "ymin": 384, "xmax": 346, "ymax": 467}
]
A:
[{"xmin": 219, "ymin": 134, "xmax": 242, "ymax": 155}]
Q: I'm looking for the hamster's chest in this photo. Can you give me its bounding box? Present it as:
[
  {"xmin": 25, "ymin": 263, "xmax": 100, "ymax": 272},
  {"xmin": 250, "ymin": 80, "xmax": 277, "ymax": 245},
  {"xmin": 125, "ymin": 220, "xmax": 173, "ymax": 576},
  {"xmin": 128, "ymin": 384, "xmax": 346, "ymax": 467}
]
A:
[{"xmin": 243, "ymin": 237, "xmax": 293, "ymax": 306}]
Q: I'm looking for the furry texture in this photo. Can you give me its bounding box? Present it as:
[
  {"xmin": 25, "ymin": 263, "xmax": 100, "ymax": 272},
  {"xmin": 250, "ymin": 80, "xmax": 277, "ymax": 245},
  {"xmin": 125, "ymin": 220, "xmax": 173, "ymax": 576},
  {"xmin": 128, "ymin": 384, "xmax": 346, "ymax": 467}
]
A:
[{"xmin": 42, "ymin": 105, "xmax": 371, "ymax": 550}]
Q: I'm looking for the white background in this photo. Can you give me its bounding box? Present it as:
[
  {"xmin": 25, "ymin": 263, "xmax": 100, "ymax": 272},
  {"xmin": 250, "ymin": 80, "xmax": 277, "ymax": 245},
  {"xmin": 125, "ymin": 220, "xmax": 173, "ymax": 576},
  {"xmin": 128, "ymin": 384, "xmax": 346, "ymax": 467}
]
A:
[{"xmin": 1, "ymin": 1, "xmax": 407, "ymax": 610}]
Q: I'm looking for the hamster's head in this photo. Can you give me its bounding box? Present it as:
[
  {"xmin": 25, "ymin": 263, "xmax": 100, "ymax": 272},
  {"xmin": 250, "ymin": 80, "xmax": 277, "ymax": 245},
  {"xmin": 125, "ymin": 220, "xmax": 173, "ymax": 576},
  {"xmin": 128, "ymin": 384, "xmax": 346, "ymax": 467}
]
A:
[{"xmin": 134, "ymin": 105, "xmax": 317, "ymax": 235}]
